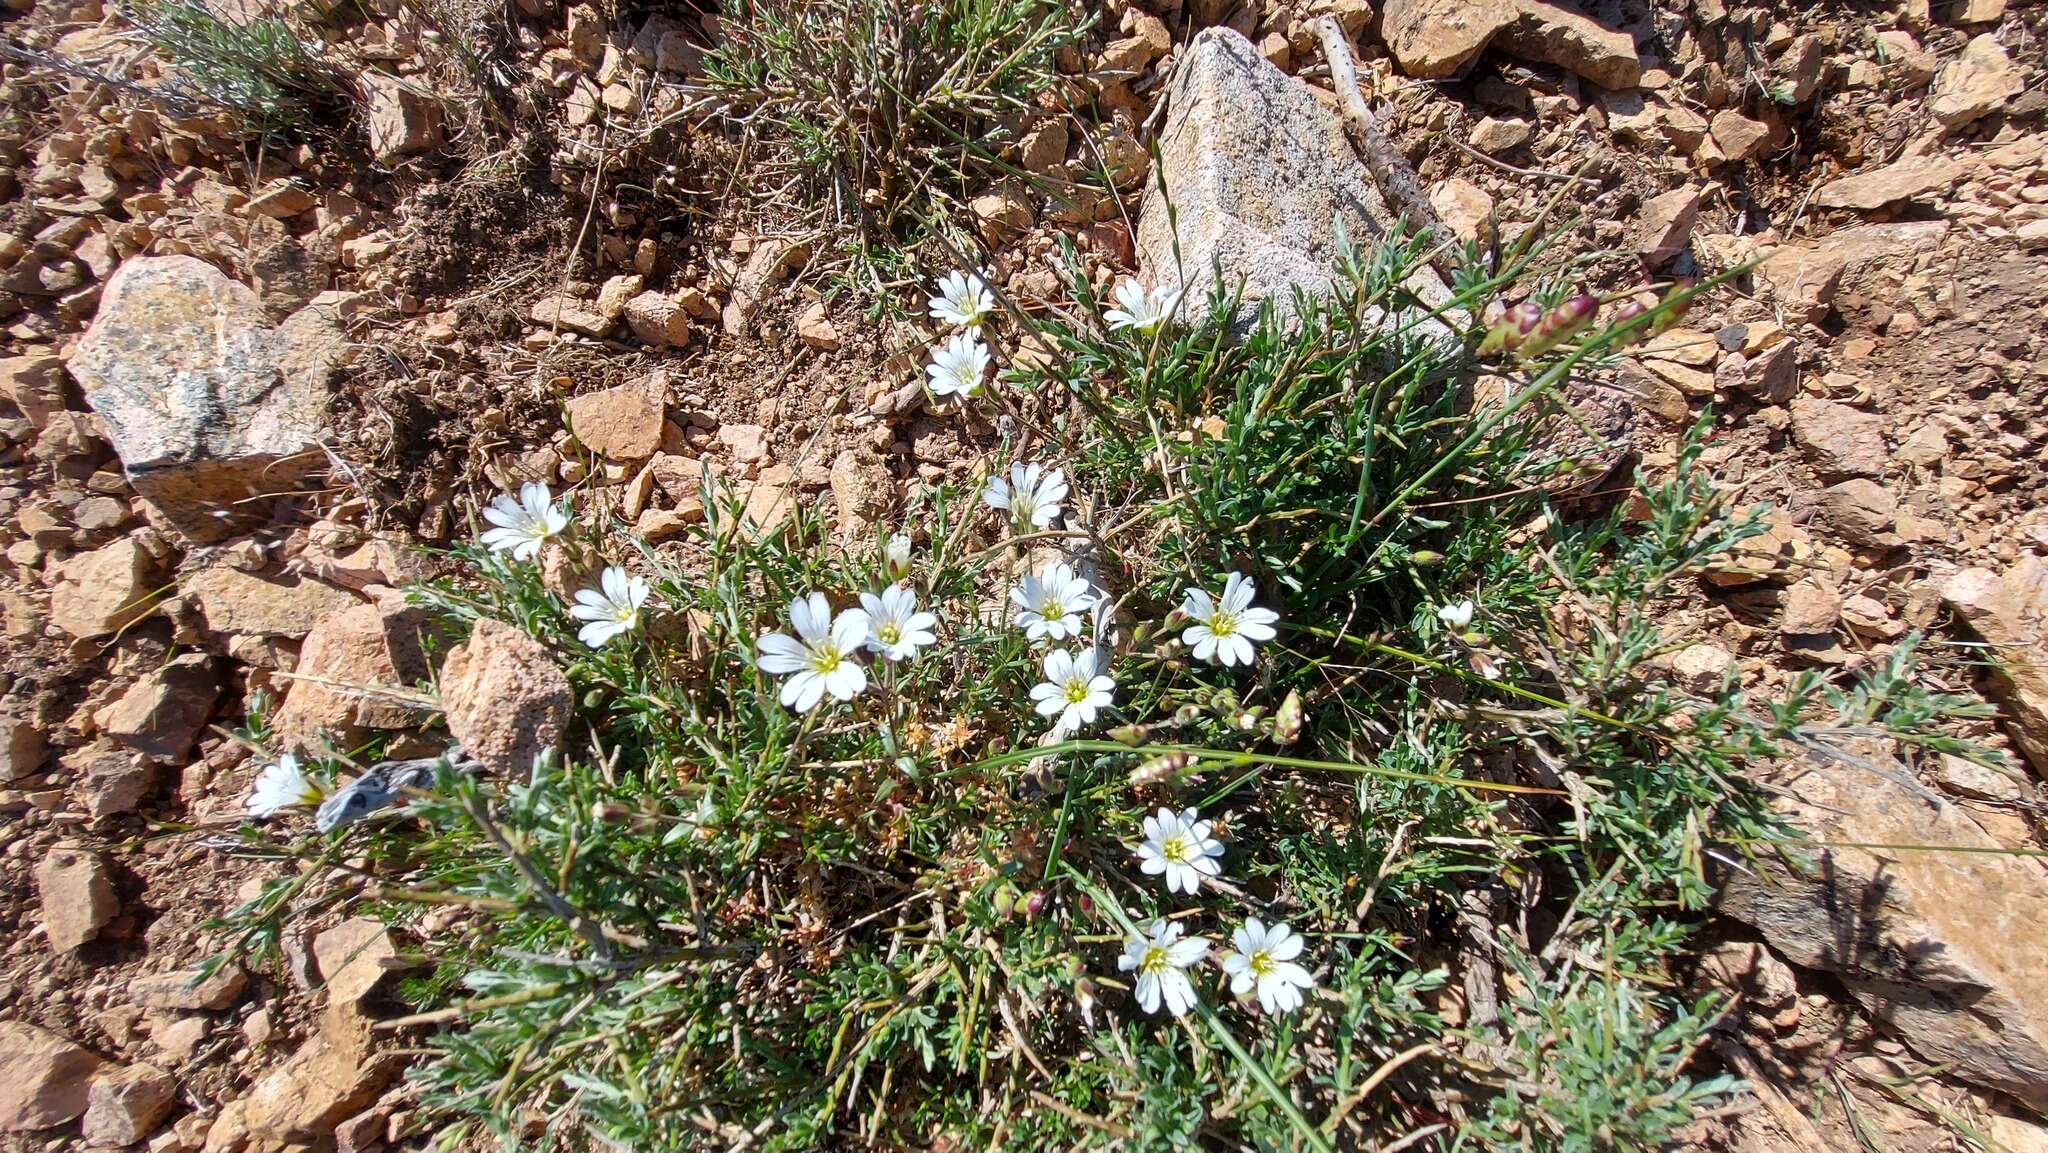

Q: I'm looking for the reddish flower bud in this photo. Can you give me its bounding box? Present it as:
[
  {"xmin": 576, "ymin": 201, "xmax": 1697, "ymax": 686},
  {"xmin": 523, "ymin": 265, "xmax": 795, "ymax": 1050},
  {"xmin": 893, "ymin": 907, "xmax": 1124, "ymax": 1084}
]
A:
[{"xmin": 1520, "ymin": 293, "xmax": 1598, "ymax": 357}]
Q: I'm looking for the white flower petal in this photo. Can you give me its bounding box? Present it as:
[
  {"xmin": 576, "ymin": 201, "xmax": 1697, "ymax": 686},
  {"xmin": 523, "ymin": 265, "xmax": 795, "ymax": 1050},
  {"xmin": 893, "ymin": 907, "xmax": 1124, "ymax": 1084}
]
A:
[{"xmin": 756, "ymin": 632, "xmax": 809, "ymax": 674}]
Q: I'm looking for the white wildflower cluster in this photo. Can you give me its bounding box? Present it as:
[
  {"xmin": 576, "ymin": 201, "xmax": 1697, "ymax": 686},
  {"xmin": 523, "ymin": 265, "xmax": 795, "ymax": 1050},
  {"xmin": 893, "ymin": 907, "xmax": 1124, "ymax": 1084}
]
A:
[
  {"xmin": 370, "ymin": 436, "xmax": 1321, "ymax": 1031},
  {"xmin": 976, "ymin": 456, "xmax": 1307, "ymax": 1021},
  {"xmin": 925, "ymin": 271, "xmax": 995, "ymax": 399},
  {"xmin": 478, "ymin": 482, "xmax": 946, "ymax": 717},
  {"xmin": 1117, "ymin": 805, "xmax": 1317, "ymax": 1018},
  {"xmin": 755, "ymin": 587, "xmax": 938, "ymax": 712},
  {"xmin": 478, "ymin": 482, "xmax": 652, "ymax": 651}
]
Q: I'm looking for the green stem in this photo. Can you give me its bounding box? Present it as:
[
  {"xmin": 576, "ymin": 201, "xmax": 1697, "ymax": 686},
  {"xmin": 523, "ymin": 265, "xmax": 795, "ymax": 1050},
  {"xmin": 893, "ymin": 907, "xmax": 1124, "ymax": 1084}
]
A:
[{"xmin": 952, "ymin": 740, "xmax": 1564, "ymax": 796}]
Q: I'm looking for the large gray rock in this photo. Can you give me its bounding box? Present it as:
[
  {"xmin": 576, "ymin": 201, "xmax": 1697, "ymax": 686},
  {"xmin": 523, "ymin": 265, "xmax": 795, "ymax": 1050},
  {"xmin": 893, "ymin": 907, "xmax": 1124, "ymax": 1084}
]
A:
[
  {"xmin": 1717, "ymin": 746, "xmax": 2048, "ymax": 1109},
  {"xmin": 1137, "ymin": 28, "xmax": 1456, "ymax": 337},
  {"xmin": 67, "ymin": 256, "xmax": 346, "ymax": 543}
]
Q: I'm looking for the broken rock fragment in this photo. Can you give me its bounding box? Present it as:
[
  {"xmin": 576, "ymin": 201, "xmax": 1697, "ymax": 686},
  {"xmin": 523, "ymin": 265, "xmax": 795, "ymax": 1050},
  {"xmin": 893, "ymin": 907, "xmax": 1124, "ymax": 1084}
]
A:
[
  {"xmin": 1718, "ymin": 745, "xmax": 2048, "ymax": 1110},
  {"xmin": 1789, "ymin": 396, "xmax": 1887, "ymax": 478},
  {"xmin": 624, "ymin": 290, "xmax": 691, "ymax": 347},
  {"xmin": 362, "ymin": 72, "xmax": 442, "ymax": 162},
  {"xmin": 233, "ymin": 1005, "xmax": 396, "ymax": 1145},
  {"xmin": 82, "ymin": 1062, "xmax": 177, "ymax": 1147},
  {"xmin": 131, "ymin": 964, "xmax": 248, "ymax": 1012},
  {"xmin": 566, "ymin": 377, "xmax": 666, "ymax": 462},
  {"xmin": 49, "ymin": 536, "xmax": 158, "ymax": 638},
  {"xmin": 271, "ymin": 601, "xmax": 431, "ymax": 748},
  {"xmin": 0, "ymin": 1021, "xmax": 105, "ymax": 1131},
  {"xmin": 1380, "ymin": 0, "xmax": 1638, "ymax": 89},
  {"xmin": 314, "ymin": 917, "xmax": 407, "ymax": 1008},
  {"xmin": 1943, "ymin": 559, "xmax": 2048, "ymax": 774},
  {"xmin": 1928, "ymin": 33, "xmax": 2022, "ymax": 128},
  {"xmin": 97, "ymin": 653, "xmax": 220, "ymax": 760},
  {"xmin": 35, "ymin": 846, "xmax": 117, "ymax": 952},
  {"xmin": 1492, "ymin": 0, "xmax": 1640, "ymax": 91},
  {"xmin": 1631, "ymin": 186, "xmax": 1700, "ymax": 265},
  {"xmin": 1813, "ymin": 155, "xmax": 1964, "ymax": 211},
  {"xmin": 438, "ymin": 617, "xmax": 573, "ymax": 777},
  {"xmin": 182, "ymin": 566, "xmax": 360, "ymax": 640}
]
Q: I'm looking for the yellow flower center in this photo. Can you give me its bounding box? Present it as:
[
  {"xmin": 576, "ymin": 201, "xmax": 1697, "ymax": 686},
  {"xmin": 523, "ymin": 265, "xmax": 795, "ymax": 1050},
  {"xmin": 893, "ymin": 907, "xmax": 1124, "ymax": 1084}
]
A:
[
  {"xmin": 813, "ymin": 647, "xmax": 840, "ymax": 674},
  {"xmin": 877, "ymin": 623, "xmax": 901, "ymax": 646},
  {"xmin": 1039, "ymin": 595, "xmax": 1066, "ymax": 618},
  {"xmin": 1208, "ymin": 609, "xmax": 1238, "ymax": 638},
  {"xmin": 1248, "ymin": 949, "xmax": 1275, "ymax": 978},
  {"xmin": 1160, "ymin": 834, "xmax": 1191, "ymax": 864},
  {"xmin": 1140, "ymin": 945, "xmax": 1169, "ymax": 975},
  {"xmin": 1064, "ymin": 679, "xmax": 1091, "ymax": 705}
]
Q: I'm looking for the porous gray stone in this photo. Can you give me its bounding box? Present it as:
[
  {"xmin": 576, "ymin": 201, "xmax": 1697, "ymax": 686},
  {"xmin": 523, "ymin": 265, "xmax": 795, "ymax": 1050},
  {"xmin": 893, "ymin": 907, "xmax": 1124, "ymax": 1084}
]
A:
[
  {"xmin": 1137, "ymin": 28, "xmax": 1456, "ymax": 339},
  {"xmin": 66, "ymin": 257, "xmax": 345, "ymax": 542}
]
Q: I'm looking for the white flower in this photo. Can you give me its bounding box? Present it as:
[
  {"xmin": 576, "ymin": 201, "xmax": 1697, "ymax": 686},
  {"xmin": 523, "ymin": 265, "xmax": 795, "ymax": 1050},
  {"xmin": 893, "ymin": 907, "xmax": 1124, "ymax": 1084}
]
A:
[
  {"xmin": 756, "ymin": 592, "xmax": 871, "ymax": 712},
  {"xmin": 1031, "ymin": 647, "xmax": 1115, "ymax": 737},
  {"xmin": 1118, "ymin": 919, "xmax": 1208, "ymax": 1017},
  {"xmin": 1222, "ymin": 917, "xmax": 1316, "ymax": 1015},
  {"xmin": 1103, "ymin": 277, "xmax": 1180, "ymax": 334},
  {"xmin": 981, "ymin": 463, "xmax": 1068, "ymax": 530},
  {"xmin": 1134, "ymin": 806, "xmax": 1226, "ymax": 895},
  {"xmin": 883, "ymin": 533, "xmax": 913, "ymax": 582},
  {"xmin": 1012, "ymin": 562, "xmax": 1096, "ymax": 642},
  {"xmin": 568, "ymin": 565, "xmax": 651, "ymax": 648},
  {"xmin": 928, "ymin": 270, "xmax": 994, "ymax": 330},
  {"xmin": 925, "ymin": 331, "xmax": 992, "ymax": 398},
  {"xmin": 1438, "ymin": 598, "xmax": 1475, "ymax": 630},
  {"xmin": 245, "ymin": 753, "xmax": 320, "ymax": 818},
  {"xmin": 1180, "ymin": 572, "xmax": 1280, "ymax": 667},
  {"xmin": 479, "ymin": 481, "xmax": 569, "ymax": 561},
  {"xmin": 859, "ymin": 585, "xmax": 938, "ymax": 663}
]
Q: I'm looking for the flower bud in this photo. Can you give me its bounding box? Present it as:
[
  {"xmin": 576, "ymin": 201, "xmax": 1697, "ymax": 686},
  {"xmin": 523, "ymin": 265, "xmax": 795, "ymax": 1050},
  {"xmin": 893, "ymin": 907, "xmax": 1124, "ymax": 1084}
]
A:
[
  {"xmin": 882, "ymin": 533, "xmax": 912, "ymax": 582},
  {"xmin": 1272, "ymin": 689, "xmax": 1303, "ymax": 746},
  {"xmin": 1410, "ymin": 550, "xmax": 1443, "ymax": 567},
  {"xmin": 1477, "ymin": 299, "xmax": 1545, "ymax": 359},
  {"xmin": 1603, "ymin": 298, "xmax": 1652, "ymax": 349},
  {"xmin": 993, "ymin": 887, "xmax": 1017, "ymax": 919},
  {"xmin": 1520, "ymin": 292, "xmax": 1598, "ymax": 358},
  {"xmin": 1107, "ymin": 723, "xmax": 1149, "ymax": 746},
  {"xmin": 1023, "ymin": 890, "xmax": 1047, "ymax": 917},
  {"xmin": 1648, "ymin": 281, "xmax": 1695, "ymax": 338},
  {"xmin": 1129, "ymin": 751, "xmax": 1194, "ymax": 788}
]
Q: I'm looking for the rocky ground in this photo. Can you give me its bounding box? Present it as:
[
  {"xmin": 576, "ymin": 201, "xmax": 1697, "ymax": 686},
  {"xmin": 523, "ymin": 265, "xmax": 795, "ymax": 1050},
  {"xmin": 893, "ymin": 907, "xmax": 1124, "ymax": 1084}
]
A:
[{"xmin": 2, "ymin": 0, "xmax": 2047, "ymax": 1148}]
